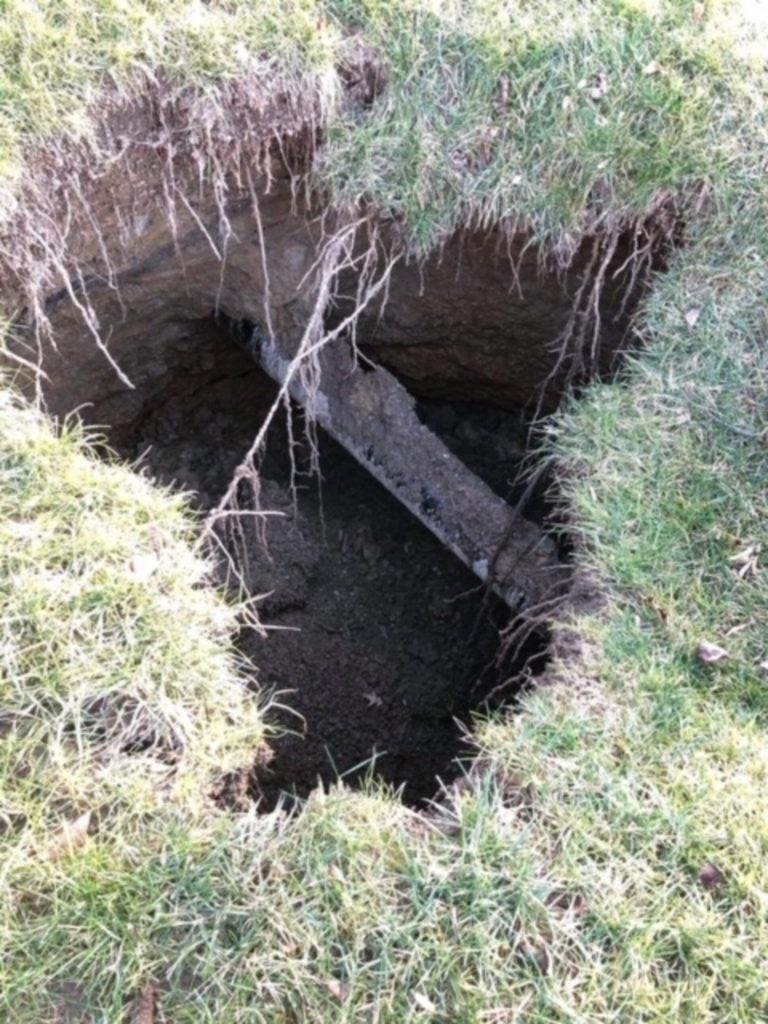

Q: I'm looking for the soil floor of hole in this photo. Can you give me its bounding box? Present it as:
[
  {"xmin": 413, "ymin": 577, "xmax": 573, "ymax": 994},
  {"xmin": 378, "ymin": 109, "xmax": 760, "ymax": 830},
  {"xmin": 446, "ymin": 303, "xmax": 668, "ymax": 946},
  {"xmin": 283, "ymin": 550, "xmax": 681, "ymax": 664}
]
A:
[{"xmin": 123, "ymin": 328, "xmax": 541, "ymax": 806}]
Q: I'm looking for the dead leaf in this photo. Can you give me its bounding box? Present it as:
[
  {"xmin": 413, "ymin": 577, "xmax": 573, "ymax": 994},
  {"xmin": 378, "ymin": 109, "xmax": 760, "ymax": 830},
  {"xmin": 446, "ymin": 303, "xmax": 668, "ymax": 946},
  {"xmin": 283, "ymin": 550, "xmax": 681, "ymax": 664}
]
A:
[
  {"xmin": 642, "ymin": 59, "xmax": 666, "ymax": 76},
  {"xmin": 729, "ymin": 544, "xmax": 759, "ymax": 579},
  {"xmin": 132, "ymin": 984, "xmax": 158, "ymax": 1024},
  {"xmin": 45, "ymin": 810, "xmax": 92, "ymax": 862},
  {"xmin": 645, "ymin": 597, "xmax": 669, "ymax": 625},
  {"xmin": 450, "ymin": 148, "xmax": 472, "ymax": 170},
  {"xmin": 729, "ymin": 545, "xmax": 757, "ymax": 565},
  {"xmin": 546, "ymin": 890, "xmax": 589, "ymax": 915},
  {"xmin": 478, "ymin": 127, "xmax": 499, "ymax": 166},
  {"xmin": 517, "ymin": 941, "xmax": 551, "ymax": 973},
  {"xmin": 698, "ymin": 862, "xmax": 726, "ymax": 891},
  {"xmin": 414, "ymin": 992, "xmax": 437, "ymax": 1013},
  {"xmin": 693, "ymin": 2, "xmax": 705, "ymax": 24},
  {"xmin": 684, "ymin": 307, "xmax": 701, "ymax": 329},
  {"xmin": 496, "ymin": 74, "xmax": 510, "ymax": 111},
  {"xmin": 695, "ymin": 640, "xmax": 729, "ymax": 665},
  {"xmin": 323, "ymin": 979, "xmax": 349, "ymax": 1003},
  {"xmin": 127, "ymin": 552, "xmax": 159, "ymax": 583}
]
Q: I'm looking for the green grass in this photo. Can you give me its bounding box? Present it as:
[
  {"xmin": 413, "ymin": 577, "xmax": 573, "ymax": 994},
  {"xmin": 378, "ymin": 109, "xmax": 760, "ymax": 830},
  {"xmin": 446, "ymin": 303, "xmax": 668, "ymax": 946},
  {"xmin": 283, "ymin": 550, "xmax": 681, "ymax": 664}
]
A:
[
  {"xmin": 0, "ymin": 390, "xmax": 272, "ymax": 1018},
  {"xmin": 322, "ymin": 0, "xmax": 761, "ymax": 245},
  {"xmin": 1, "ymin": 0, "xmax": 768, "ymax": 1020}
]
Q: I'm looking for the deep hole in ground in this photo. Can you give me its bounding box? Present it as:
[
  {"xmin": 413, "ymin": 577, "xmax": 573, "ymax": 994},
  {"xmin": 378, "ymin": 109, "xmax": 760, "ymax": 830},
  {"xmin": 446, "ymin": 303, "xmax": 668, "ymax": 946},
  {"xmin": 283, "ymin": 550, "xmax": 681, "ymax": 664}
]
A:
[
  {"xmin": 8, "ymin": 182, "xmax": 672, "ymax": 806},
  {"xmin": 89, "ymin": 312, "xmax": 550, "ymax": 807}
]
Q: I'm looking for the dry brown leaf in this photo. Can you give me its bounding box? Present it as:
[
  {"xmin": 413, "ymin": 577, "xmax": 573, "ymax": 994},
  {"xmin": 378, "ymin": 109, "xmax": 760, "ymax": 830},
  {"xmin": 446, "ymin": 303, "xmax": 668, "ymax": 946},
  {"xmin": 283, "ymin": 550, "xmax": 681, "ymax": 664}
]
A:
[
  {"xmin": 127, "ymin": 552, "xmax": 159, "ymax": 583},
  {"xmin": 645, "ymin": 597, "xmax": 669, "ymax": 625},
  {"xmin": 729, "ymin": 545, "xmax": 758, "ymax": 565},
  {"xmin": 517, "ymin": 940, "xmax": 551, "ymax": 973},
  {"xmin": 414, "ymin": 992, "xmax": 438, "ymax": 1013},
  {"xmin": 45, "ymin": 810, "xmax": 92, "ymax": 862},
  {"xmin": 684, "ymin": 307, "xmax": 701, "ymax": 329},
  {"xmin": 693, "ymin": 2, "xmax": 705, "ymax": 24},
  {"xmin": 695, "ymin": 640, "xmax": 729, "ymax": 665},
  {"xmin": 132, "ymin": 984, "xmax": 158, "ymax": 1024},
  {"xmin": 642, "ymin": 59, "xmax": 666, "ymax": 76},
  {"xmin": 546, "ymin": 890, "xmax": 589, "ymax": 915}
]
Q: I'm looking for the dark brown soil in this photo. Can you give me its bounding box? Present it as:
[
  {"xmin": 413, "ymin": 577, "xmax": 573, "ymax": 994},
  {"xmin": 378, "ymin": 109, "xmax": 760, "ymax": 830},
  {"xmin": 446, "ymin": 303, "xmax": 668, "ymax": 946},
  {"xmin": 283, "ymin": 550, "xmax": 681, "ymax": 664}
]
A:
[
  {"xmin": 120, "ymin": 316, "xmax": 547, "ymax": 807},
  {"xmin": 241, "ymin": 431, "xmax": 521, "ymax": 808}
]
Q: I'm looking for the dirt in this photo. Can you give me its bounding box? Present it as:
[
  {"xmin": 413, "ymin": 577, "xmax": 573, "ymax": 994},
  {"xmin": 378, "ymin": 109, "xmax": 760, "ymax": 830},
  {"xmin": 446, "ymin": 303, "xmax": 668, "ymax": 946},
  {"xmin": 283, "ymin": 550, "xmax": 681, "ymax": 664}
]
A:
[
  {"xmin": 118, "ymin": 316, "xmax": 547, "ymax": 807},
  {"xmin": 242, "ymin": 432, "xmax": 518, "ymax": 808},
  {"xmin": 333, "ymin": 225, "xmax": 669, "ymax": 415}
]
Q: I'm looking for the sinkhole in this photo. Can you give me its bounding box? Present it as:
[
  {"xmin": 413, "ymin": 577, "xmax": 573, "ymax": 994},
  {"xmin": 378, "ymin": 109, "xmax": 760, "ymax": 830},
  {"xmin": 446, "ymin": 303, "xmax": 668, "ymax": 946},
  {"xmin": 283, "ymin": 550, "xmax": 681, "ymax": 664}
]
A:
[
  {"xmin": 69, "ymin": 310, "xmax": 551, "ymax": 808},
  {"xmin": 9, "ymin": 183, "xmax": 671, "ymax": 806}
]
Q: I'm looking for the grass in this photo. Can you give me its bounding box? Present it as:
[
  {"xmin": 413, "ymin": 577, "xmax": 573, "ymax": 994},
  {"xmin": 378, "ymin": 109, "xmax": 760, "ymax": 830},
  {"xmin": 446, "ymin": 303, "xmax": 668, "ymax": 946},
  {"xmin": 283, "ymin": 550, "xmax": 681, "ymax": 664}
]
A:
[
  {"xmin": 1, "ymin": 0, "xmax": 768, "ymax": 1020},
  {"xmin": 0, "ymin": 391, "xmax": 271, "ymax": 1017},
  {"xmin": 321, "ymin": 0, "xmax": 755, "ymax": 245}
]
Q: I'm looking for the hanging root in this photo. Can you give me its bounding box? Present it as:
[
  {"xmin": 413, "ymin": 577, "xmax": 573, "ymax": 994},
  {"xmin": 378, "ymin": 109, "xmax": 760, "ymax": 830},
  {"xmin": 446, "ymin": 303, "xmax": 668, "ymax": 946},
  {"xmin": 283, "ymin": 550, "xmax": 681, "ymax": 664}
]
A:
[
  {"xmin": 199, "ymin": 216, "xmax": 399, "ymax": 574},
  {"xmin": 202, "ymin": 212, "xmax": 568, "ymax": 614},
  {"xmin": 531, "ymin": 203, "xmax": 681, "ymax": 421}
]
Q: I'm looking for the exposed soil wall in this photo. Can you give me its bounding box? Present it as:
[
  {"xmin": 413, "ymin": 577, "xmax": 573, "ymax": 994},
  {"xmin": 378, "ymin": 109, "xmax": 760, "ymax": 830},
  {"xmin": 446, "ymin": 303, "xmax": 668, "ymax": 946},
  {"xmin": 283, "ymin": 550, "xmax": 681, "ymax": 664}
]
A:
[
  {"xmin": 341, "ymin": 227, "xmax": 651, "ymax": 414},
  {"xmin": 0, "ymin": 89, "xmax": 662, "ymax": 434},
  {"xmin": 17, "ymin": 197, "xmax": 651, "ymax": 439},
  {"xmin": 24, "ymin": 181, "xmax": 319, "ymax": 443}
]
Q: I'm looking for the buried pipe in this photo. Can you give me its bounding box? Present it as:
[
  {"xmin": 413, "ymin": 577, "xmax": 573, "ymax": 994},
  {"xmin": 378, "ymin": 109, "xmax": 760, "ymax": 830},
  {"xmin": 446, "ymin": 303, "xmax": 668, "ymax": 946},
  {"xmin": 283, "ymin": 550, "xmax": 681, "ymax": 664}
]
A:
[{"xmin": 246, "ymin": 323, "xmax": 566, "ymax": 614}]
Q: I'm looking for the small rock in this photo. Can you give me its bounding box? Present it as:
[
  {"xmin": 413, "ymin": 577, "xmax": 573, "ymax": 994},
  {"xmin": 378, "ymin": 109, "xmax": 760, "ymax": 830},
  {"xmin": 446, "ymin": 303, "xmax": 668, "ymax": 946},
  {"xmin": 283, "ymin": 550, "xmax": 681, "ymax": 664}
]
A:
[
  {"xmin": 413, "ymin": 992, "xmax": 437, "ymax": 1013},
  {"xmin": 685, "ymin": 307, "xmax": 701, "ymax": 329},
  {"xmin": 695, "ymin": 640, "xmax": 729, "ymax": 665},
  {"xmin": 698, "ymin": 862, "xmax": 726, "ymax": 891}
]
